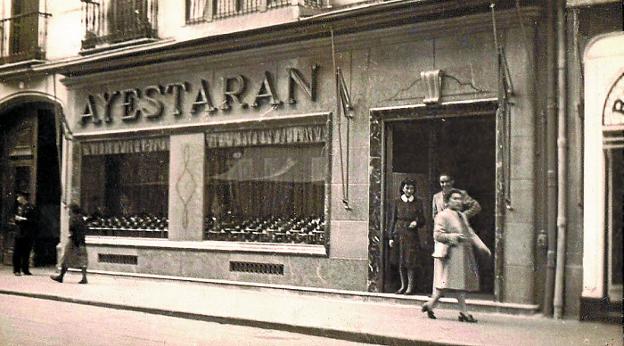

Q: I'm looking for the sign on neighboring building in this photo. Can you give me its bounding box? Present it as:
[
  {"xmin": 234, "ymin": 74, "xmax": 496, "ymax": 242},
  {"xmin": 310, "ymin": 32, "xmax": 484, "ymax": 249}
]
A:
[{"xmin": 604, "ymin": 72, "xmax": 624, "ymax": 127}]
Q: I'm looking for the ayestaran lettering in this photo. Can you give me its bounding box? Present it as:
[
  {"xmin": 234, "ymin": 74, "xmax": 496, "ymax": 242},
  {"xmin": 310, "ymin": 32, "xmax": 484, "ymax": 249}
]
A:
[{"xmin": 80, "ymin": 65, "xmax": 319, "ymax": 126}]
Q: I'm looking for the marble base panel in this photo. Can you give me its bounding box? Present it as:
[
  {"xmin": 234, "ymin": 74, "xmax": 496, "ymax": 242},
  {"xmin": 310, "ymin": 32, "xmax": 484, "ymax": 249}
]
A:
[
  {"xmin": 86, "ymin": 244, "xmax": 367, "ymax": 291},
  {"xmin": 502, "ymin": 264, "xmax": 535, "ymax": 305}
]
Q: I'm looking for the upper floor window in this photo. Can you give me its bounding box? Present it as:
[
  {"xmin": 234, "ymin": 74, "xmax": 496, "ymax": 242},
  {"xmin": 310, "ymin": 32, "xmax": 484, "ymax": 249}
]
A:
[
  {"xmin": 0, "ymin": 0, "xmax": 51, "ymax": 65},
  {"xmin": 81, "ymin": 0, "xmax": 158, "ymax": 51},
  {"xmin": 185, "ymin": 0, "xmax": 322, "ymax": 24}
]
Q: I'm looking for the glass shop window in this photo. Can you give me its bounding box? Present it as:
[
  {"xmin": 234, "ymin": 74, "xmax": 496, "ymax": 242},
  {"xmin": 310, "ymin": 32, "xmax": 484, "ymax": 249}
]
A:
[
  {"xmin": 80, "ymin": 138, "xmax": 169, "ymax": 238},
  {"xmin": 203, "ymin": 125, "xmax": 327, "ymax": 245}
]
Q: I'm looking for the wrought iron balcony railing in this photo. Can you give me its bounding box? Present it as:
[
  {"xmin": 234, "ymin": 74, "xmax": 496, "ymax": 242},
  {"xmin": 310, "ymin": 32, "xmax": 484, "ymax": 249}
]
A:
[
  {"xmin": 81, "ymin": 0, "xmax": 158, "ymax": 50},
  {"xmin": 0, "ymin": 12, "xmax": 51, "ymax": 65},
  {"xmin": 186, "ymin": 0, "xmax": 323, "ymax": 24}
]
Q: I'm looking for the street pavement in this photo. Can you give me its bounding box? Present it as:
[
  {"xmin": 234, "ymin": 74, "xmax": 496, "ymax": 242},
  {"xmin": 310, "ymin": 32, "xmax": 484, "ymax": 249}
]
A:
[
  {"xmin": 0, "ymin": 294, "xmax": 367, "ymax": 346},
  {"xmin": 0, "ymin": 267, "xmax": 621, "ymax": 345}
]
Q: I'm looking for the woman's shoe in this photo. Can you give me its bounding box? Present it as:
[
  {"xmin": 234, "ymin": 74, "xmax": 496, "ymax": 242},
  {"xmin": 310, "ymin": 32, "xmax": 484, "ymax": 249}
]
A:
[
  {"xmin": 395, "ymin": 287, "xmax": 406, "ymax": 294},
  {"xmin": 404, "ymin": 287, "xmax": 416, "ymax": 295},
  {"xmin": 458, "ymin": 312, "xmax": 477, "ymax": 323},
  {"xmin": 421, "ymin": 304, "xmax": 436, "ymax": 319}
]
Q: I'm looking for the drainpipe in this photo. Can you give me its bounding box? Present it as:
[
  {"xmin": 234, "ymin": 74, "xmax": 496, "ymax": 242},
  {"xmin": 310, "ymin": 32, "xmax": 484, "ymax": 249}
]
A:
[
  {"xmin": 543, "ymin": 0, "xmax": 557, "ymax": 317},
  {"xmin": 553, "ymin": 0, "xmax": 568, "ymax": 320}
]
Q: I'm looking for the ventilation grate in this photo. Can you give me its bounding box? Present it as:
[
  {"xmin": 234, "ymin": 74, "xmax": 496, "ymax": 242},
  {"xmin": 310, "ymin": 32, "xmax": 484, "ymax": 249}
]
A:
[
  {"xmin": 230, "ymin": 261, "xmax": 284, "ymax": 275},
  {"xmin": 98, "ymin": 254, "xmax": 138, "ymax": 265}
]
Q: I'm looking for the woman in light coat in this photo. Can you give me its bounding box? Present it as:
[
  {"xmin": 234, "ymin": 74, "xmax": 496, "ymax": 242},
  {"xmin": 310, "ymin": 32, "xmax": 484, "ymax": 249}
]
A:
[{"xmin": 422, "ymin": 188, "xmax": 480, "ymax": 323}]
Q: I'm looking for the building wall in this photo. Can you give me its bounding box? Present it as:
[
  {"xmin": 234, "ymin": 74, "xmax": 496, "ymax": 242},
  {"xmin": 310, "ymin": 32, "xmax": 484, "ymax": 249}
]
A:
[
  {"xmin": 3, "ymin": 0, "xmax": 607, "ymax": 316},
  {"xmin": 62, "ymin": 7, "xmax": 544, "ymax": 305}
]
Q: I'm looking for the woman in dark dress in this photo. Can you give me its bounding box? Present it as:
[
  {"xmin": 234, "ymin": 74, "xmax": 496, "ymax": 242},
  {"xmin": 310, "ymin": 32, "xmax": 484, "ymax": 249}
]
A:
[
  {"xmin": 388, "ymin": 179, "xmax": 425, "ymax": 294},
  {"xmin": 51, "ymin": 203, "xmax": 89, "ymax": 284}
]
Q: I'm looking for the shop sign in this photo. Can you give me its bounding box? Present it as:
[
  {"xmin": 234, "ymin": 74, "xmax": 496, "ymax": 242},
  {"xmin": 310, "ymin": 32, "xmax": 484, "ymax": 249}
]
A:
[
  {"xmin": 604, "ymin": 72, "xmax": 624, "ymax": 127},
  {"xmin": 80, "ymin": 65, "xmax": 319, "ymax": 126}
]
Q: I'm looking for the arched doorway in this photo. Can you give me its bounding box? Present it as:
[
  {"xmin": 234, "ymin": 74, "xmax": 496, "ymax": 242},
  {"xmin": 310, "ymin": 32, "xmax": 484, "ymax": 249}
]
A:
[{"xmin": 0, "ymin": 99, "xmax": 62, "ymax": 267}]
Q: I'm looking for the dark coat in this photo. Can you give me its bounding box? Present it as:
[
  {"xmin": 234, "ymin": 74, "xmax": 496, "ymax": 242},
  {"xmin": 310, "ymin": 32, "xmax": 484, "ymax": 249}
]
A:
[
  {"xmin": 15, "ymin": 203, "xmax": 37, "ymax": 239},
  {"xmin": 61, "ymin": 214, "xmax": 89, "ymax": 268},
  {"xmin": 69, "ymin": 214, "xmax": 87, "ymax": 246}
]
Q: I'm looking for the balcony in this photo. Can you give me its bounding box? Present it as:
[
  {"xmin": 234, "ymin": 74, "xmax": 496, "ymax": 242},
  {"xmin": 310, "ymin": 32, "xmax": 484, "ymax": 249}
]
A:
[
  {"xmin": 0, "ymin": 12, "xmax": 51, "ymax": 65},
  {"xmin": 186, "ymin": 0, "xmax": 324, "ymax": 24},
  {"xmin": 81, "ymin": 0, "xmax": 158, "ymax": 51}
]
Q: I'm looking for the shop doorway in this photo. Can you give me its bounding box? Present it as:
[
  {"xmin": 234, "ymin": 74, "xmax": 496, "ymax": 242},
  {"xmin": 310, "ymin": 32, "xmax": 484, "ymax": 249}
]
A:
[
  {"xmin": 0, "ymin": 104, "xmax": 61, "ymax": 266},
  {"xmin": 383, "ymin": 114, "xmax": 496, "ymax": 295}
]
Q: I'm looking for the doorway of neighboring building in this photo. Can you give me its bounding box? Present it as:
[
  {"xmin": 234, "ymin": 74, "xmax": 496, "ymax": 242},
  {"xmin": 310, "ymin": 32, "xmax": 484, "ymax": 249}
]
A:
[
  {"xmin": 383, "ymin": 114, "xmax": 496, "ymax": 296},
  {"xmin": 0, "ymin": 103, "xmax": 61, "ymax": 266},
  {"xmin": 606, "ymin": 148, "xmax": 623, "ymax": 302}
]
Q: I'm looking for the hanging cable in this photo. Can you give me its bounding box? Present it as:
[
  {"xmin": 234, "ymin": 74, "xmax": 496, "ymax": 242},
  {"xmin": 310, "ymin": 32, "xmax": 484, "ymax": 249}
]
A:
[
  {"xmin": 52, "ymin": 73, "xmax": 74, "ymax": 206},
  {"xmin": 331, "ymin": 28, "xmax": 351, "ymax": 210},
  {"xmin": 490, "ymin": 1, "xmax": 507, "ymax": 303}
]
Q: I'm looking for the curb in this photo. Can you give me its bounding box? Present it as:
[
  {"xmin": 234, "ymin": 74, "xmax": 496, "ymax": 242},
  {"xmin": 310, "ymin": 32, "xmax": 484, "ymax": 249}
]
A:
[
  {"xmin": 0, "ymin": 288, "xmax": 448, "ymax": 346},
  {"xmin": 74, "ymin": 268, "xmax": 540, "ymax": 315}
]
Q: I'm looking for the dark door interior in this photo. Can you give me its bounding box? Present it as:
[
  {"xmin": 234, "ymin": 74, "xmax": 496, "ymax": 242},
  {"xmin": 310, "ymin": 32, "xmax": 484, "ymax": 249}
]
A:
[
  {"xmin": 384, "ymin": 114, "xmax": 496, "ymax": 295},
  {"xmin": 35, "ymin": 109, "xmax": 61, "ymax": 266}
]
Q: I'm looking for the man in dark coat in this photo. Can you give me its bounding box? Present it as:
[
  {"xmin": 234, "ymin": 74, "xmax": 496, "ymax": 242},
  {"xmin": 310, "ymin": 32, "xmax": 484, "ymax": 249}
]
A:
[{"xmin": 13, "ymin": 191, "xmax": 38, "ymax": 276}]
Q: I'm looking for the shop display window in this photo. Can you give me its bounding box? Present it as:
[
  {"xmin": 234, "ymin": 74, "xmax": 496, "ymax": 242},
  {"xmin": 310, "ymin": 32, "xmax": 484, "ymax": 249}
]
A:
[
  {"xmin": 80, "ymin": 138, "xmax": 169, "ymax": 238},
  {"xmin": 204, "ymin": 125, "xmax": 327, "ymax": 245}
]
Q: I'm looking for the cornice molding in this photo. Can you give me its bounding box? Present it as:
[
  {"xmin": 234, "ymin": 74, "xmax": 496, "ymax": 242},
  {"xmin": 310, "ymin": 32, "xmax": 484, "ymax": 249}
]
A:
[
  {"xmin": 60, "ymin": 6, "xmax": 541, "ymax": 88},
  {"xmin": 1, "ymin": 2, "xmax": 541, "ymax": 83}
]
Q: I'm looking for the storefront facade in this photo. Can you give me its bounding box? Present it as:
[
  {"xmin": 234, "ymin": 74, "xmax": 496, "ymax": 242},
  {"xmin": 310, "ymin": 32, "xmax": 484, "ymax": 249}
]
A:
[
  {"xmin": 57, "ymin": 3, "xmax": 547, "ymax": 312},
  {"xmin": 582, "ymin": 31, "xmax": 623, "ymax": 321}
]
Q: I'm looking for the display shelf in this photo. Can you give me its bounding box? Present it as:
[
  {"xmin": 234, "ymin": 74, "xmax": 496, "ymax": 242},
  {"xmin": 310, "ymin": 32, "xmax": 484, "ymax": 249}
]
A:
[
  {"xmin": 204, "ymin": 215, "xmax": 325, "ymax": 245},
  {"xmin": 86, "ymin": 215, "xmax": 168, "ymax": 238}
]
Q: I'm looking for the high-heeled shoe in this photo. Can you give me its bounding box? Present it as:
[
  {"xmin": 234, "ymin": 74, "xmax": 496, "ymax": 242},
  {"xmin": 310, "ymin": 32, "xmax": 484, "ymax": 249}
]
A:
[
  {"xmin": 395, "ymin": 287, "xmax": 406, "ymax": 294},
  {"xmin": 458, "ymin": 312, "xmax": 477, "ymax": 323},
  {"xmin": 421, "ymin": 304, "xmax": 436, "ymax": 319}
]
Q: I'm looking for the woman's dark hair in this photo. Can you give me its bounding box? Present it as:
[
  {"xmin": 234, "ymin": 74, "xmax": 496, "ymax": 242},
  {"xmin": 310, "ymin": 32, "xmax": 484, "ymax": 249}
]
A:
[
  {"xmin": 68, "ymin": 203, "xmax": 83, "ymax": 214},
  {"xmin": 399, "ymin": 179, "xmax": 418, "ymax": 194},
  {"xmin": 443, "ymin": 188, "xmax": 463, "ymax": 203}
]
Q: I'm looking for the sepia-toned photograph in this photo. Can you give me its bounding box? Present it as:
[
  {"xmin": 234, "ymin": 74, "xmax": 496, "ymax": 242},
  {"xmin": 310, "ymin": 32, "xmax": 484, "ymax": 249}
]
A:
[{"xmin": 0, "ymin": 0, "xmax": 621, "ymax": 344}]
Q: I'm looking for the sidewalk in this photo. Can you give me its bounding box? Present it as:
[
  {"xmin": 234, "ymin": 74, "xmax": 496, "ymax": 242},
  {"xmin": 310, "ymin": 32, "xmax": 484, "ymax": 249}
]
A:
[{"xmin": 0, "ymin": 267, "xmax": 620, "ymax": 346}]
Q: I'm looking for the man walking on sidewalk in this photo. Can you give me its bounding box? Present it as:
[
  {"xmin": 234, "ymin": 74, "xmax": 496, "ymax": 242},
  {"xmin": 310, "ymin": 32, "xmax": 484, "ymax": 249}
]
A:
[
  {"xmin": 51, "ymin": 203, "xmax": 89, "ymax": 284},
  {"xmin": 13, "ymin": 191, "xmax": 37, "ymax": 276}
]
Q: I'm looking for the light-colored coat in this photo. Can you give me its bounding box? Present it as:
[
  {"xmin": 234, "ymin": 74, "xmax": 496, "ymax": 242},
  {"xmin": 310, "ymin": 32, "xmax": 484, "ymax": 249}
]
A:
[
  {"xmin": 432, "ymin": 189, "xmax": 481, "ymax": 221},
  {"xmin": 432, "ymin": 208, "xmax": 479, "ymax": 292}
]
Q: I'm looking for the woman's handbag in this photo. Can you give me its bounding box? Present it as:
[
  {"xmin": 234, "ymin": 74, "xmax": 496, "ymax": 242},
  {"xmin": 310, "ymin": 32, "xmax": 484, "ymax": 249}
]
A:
[{"xmin": 432, "ymin": 241, "xmax": 449, "ymax": 259}]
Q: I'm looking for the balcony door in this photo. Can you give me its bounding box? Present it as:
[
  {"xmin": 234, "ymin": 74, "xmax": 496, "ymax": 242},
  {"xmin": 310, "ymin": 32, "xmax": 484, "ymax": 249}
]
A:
[
  {"xmin": 10, "ymin": 0, "xmax": 39, "ymax": 58},
  {"xmin": 108, "ymin": 0, "xmax": 150, "ymax": 43}
]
